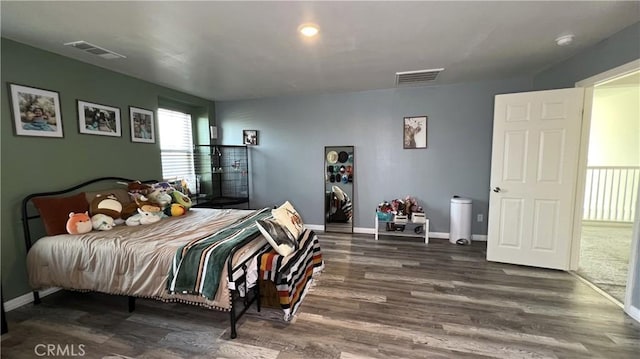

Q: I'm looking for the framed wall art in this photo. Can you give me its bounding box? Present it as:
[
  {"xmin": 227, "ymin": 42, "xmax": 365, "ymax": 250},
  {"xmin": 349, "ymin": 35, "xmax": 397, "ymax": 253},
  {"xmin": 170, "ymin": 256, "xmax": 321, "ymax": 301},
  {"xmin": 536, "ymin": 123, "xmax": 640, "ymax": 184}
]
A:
[
  {"xmin": 403, "ymin": 116, "xmax": 427, "ymax": 149},
  {"xmin": 129, "ymin": 106, "xmax": 155, "ymax": 143},
  {"xmin": 243, "ymin": 129, "xmax": 258, "ymax": 145},
  {"xmin": 77, "ymin": 100, "xmax": 121, "ymax": 137},
  {"xmin": 9, "ymin": 83, "xmax": 64, "ymax": 138}
]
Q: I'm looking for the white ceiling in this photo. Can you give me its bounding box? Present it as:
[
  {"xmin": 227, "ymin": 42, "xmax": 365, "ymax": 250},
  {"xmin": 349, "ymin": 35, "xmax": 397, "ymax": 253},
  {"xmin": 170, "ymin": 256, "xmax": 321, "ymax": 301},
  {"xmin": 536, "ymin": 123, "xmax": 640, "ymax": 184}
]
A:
[{"xmin": 2, "ymin": 1, "xmax": 639, "ymax": 101}]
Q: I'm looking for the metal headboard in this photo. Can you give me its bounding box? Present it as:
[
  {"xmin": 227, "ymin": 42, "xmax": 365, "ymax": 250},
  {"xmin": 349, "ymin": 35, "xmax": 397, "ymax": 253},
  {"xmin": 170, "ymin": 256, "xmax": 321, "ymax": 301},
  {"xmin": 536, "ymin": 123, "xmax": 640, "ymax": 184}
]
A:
[{"xmin": 21, "ymin": 176, "xmax": 156, "ymax": 252}]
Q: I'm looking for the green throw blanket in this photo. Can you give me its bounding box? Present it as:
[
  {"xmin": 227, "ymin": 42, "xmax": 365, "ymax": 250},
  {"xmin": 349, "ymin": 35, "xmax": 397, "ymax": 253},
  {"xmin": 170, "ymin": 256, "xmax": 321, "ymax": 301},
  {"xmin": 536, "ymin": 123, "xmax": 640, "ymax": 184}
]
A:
[{"xmin": 167, "ymin": 208, "xmax": 271, "ymax": 300}]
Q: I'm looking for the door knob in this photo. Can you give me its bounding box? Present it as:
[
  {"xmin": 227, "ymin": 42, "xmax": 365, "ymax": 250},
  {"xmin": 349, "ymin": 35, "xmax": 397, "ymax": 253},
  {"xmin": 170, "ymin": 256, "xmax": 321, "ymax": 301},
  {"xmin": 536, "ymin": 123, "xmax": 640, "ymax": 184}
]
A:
[{"xmin": 492, "ymin": 187, "xmax": 501, "ymax": 193}]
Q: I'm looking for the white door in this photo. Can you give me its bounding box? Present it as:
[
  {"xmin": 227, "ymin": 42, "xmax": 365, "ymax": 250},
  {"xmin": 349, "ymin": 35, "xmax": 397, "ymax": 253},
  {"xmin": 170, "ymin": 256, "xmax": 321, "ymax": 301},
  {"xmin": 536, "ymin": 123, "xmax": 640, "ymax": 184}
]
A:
[{"xmin": 487, "ymin": 88, "xmax": 584, "ymax": 270}]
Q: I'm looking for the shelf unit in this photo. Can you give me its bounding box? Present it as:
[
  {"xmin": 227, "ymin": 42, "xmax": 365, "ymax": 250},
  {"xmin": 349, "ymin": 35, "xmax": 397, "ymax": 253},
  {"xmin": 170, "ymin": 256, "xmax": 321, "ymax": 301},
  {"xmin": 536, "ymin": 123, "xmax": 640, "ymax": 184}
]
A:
[
  {"xmin": 374, "ymin": 214, "xmax": 429, "ymax": 244},
  {"xmin": 194, "ymin": 145, "xmax": 250, "ymax": 208}
]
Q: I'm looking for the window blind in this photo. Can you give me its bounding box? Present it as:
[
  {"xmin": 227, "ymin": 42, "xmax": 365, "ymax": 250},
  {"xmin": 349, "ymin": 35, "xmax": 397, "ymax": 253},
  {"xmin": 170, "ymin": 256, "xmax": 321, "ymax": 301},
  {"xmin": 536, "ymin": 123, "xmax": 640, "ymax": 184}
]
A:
[{"xmin": 158, "ymin": 108, "xmax": 195, "ymax": 192}]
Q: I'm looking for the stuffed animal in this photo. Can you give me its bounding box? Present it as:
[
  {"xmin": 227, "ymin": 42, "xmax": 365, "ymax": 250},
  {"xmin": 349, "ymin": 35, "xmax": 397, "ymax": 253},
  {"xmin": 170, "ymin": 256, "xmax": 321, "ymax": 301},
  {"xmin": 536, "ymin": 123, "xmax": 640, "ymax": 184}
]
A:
[
  {"xmin": 66, "ymin": 212, "xmax": 92, "ymax": 234},
  {"xmin": 90, "ymin": 193, "xmax": 122, "ymax": 220},
  {"xmin": 164, "ymin": 203, "xmax": 186, "ymax": 217},
  {"xmin": 153, "ymin": 181, "xmax": 174, "ymax": 193},
  {"xmin": 148, "ymin": 188, "xmax": 173, "ymax": 209},
  {"xmin": 121, "ymin": 180, "xmax": 153, "ymax": 196},
  {"xmin": 91, "ymin": 213, "xmax": 115, "ymax": 231},
  {"xmin": 121, "ymin": 194, "xmax": 162, "ymax": 219},
  {"xmin": 126, "ymin": 208, "xmax": 162, "ymax": 226},
  {"xmin": 120, "ymin": 202, "xmax": 140, "ymax": 220},
  {"xmin": 171, "ymin": 191, "xmax": 193, "ymax": 210}
]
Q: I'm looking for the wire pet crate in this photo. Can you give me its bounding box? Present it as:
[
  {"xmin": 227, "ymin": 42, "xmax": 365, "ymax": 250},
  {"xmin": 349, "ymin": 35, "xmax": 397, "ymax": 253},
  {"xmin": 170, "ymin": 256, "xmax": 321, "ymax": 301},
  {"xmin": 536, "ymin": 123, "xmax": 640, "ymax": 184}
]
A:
[{"xmin": 195, "ymin": 145, "xmax": 249, "ymax": 208}]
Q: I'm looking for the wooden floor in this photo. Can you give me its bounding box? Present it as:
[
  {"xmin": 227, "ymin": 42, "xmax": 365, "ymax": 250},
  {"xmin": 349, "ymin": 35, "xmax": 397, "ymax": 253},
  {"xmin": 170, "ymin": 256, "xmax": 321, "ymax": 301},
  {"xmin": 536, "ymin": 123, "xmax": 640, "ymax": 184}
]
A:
[{"xmin": 3, "ymin": 233, "xmax": 640, "ymax": 358}]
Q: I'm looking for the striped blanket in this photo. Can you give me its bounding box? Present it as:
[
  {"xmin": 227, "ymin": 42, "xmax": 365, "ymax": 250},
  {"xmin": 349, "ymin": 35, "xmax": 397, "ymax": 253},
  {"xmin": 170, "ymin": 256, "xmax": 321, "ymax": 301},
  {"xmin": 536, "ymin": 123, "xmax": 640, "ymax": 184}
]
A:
[
  {"xmin": 167, "ymin": 208, "xmax": 271, "ymax": 300},
  {"xmin": 260, "ymin": 229, "xmax": 324, "ymax": 320}
]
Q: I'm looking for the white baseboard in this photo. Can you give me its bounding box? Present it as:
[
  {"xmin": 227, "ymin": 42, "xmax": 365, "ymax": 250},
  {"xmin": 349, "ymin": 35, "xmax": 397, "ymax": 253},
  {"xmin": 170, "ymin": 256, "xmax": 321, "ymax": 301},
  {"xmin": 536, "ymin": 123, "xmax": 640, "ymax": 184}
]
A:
[
  {"xmin": 626, "ymin": 304, "xmax": 640, "ymax": 323},
  {"xmin": 305, "ymin": 224, "xmax": 324, "ymax": 232},
  {"xmin": 354, "ymin": 227, "xmax": 374, "ymax": 234},
  {"xmin": 582, "ymin": 221, "xmax": 633, "ymax": 228},
  {"xmin": 432, "ymin": 232, "xmax": 486, "ymax": 241},
  {"xmin": 429, "ymin": 232, "xmax": 449, "ymax": 239},
  {"xmin": 306, "ymin": 225, "xmax": 487, "ymax": 241},
  {"xmin": 570, "ymin": 272, "xmax": 624, "ymax": 309},
  {"xmin": 305, "ymin": 225, "xmax": 374, "ymax": 234},
  {"xmin": 4, "ymin": 288, "xmax": 61, "ymax": 312}
]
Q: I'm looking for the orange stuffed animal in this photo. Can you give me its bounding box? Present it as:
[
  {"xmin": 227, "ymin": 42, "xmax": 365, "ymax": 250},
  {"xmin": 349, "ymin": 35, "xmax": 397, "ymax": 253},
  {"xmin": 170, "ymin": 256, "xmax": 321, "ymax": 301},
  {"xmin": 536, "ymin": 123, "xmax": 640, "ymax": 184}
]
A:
[{"xmin": 66, "ymin": 212, "xmax": 92, "ymax": 234}]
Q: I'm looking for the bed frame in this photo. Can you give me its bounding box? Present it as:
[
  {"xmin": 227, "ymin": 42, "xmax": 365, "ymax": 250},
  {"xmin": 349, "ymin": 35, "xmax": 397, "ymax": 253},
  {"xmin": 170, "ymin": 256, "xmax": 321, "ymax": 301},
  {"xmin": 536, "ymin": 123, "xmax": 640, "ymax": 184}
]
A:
[{"xmin": 21, "ymin": 176, "xmax": 269, "ymax": 339}]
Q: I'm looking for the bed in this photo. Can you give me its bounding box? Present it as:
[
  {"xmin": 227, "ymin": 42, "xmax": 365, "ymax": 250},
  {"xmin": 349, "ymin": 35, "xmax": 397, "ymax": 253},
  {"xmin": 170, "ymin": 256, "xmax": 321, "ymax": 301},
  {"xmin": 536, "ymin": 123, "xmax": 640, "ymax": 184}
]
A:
[{"xmin": 21, "ymin": 177, "xmax": 321, "ymax": 338}]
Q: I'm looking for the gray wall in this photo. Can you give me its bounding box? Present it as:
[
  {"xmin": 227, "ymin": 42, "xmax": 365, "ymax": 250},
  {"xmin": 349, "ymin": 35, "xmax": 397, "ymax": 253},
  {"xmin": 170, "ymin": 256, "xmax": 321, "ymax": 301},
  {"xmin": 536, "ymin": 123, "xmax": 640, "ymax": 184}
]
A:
[
  {"xmin": 533, "ymin": 21, "xmax": 640, "ymax": 314},
  {"xmin": 1, "ymin": 39, "xmax": 214, "ymax": 301},
  {"xmin": 534, "ymin": 22, "xmax": 640, "ymax": 90},
  {"xmin": 216, "ymin": 77, "xmax": 532, "ymax": 234}
]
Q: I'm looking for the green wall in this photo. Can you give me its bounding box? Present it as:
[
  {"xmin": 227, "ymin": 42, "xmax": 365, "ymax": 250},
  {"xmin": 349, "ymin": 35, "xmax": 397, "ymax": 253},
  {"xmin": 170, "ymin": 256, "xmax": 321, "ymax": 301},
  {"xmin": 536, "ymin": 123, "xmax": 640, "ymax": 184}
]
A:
[{"xmin": 1, "ymin": 38, "xmax": 215, "ymax": 301}]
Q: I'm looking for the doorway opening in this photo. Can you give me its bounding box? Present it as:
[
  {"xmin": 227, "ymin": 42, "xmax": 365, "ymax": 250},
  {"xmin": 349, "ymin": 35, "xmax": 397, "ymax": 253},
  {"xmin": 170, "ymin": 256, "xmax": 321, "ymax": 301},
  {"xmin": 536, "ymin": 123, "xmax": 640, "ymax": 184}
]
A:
[{"xmin": 576, "ymin": 70, "xmax": 639, "ymax": 304}]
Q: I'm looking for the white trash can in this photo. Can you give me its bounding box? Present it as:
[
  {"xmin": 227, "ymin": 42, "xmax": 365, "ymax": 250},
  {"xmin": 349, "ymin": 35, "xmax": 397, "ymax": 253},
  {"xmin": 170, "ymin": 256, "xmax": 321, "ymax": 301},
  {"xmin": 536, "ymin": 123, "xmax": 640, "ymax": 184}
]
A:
[{"xmin": 450, "ymin": 197, "xmax": 472, "ymax": 244}]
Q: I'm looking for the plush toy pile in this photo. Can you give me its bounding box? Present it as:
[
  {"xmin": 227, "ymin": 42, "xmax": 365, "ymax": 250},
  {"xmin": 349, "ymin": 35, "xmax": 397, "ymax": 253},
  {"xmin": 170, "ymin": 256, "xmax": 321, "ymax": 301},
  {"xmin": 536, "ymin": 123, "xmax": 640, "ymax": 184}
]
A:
[
  {"xmin": 377, "ymin": 195, "xmax": 424, "ymax": 217},
  {"xmin": 66, "ymin": 180, "xmax": 193, "ymax": 235}
]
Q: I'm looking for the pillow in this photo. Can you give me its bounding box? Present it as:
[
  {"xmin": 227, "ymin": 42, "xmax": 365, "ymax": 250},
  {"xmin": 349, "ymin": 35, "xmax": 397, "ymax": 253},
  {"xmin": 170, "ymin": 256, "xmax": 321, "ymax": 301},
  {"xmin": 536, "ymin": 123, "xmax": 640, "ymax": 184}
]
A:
[
  {"xmin": 32, "ymin": 192, "xmax": 89, "ymax": 236},
  {"xmin": 85, "ymin": 188, "xmax": 132, "ymax": 206},
  {"xmin": 256, "ymin": 218, "xmax": 298, "ymax": 256},
  {"xmin": 271, "ymin": 201, "xmax": 305, "ymax": 241}
]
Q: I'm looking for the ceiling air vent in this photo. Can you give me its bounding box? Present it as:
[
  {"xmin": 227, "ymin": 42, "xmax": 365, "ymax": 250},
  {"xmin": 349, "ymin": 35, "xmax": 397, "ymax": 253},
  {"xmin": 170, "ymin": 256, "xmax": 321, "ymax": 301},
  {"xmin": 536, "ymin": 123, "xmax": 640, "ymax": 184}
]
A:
[
  {"xmin": 63, "ymin": 41, "xmax": 126, "ymax": 60},
  {"xmin": 395, "ymin": 68, "xmax": 444, "ymax": 86}
]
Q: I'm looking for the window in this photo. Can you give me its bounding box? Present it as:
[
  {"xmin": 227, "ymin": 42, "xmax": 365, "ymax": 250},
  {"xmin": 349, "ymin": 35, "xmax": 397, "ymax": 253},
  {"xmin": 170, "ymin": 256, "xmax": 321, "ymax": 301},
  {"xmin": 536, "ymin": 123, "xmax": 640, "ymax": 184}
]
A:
[{"xmin": 158, "ymin": 108, "xmax": 195, "ymax": 192}]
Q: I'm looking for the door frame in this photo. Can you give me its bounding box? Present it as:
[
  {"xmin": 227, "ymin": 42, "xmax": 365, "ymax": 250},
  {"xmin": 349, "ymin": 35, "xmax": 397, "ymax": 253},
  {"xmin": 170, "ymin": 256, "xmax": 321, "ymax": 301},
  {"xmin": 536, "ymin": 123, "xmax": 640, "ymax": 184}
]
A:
[{"xmin": 572, "ymin": 58, "xmax": 640, "ymax": 321}]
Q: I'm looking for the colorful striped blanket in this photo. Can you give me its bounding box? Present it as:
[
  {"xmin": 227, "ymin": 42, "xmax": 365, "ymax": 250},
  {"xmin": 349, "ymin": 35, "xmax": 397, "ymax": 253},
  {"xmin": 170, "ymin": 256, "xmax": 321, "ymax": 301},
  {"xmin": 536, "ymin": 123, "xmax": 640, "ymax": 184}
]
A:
[
  {"xmin": 167, "ymin": 208, "xmax": 271, "ymax": 300},
  {"xmin": 260, "ymin": 229, "xmax": 324, "ymax": 320}
]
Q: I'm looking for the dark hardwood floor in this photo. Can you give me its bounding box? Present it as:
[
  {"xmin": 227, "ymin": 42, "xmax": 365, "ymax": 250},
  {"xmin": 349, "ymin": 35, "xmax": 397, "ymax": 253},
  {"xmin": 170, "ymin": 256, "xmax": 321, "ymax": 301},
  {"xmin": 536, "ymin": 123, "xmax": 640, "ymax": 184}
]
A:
[{"xmin": 2, "ymin": 233, "xmax": 639, "ymax": 358}]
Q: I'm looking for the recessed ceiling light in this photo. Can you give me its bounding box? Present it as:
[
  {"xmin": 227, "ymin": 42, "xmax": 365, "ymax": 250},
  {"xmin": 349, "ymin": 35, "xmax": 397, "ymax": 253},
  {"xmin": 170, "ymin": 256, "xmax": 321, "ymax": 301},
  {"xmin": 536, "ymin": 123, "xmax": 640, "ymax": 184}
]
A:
[
  {"xmin": 299, "ymin": 24, "xmax": 319, "ymax": 37},
  {"xmin": 555, "ymin": 34, "xmax": 574, "ymax": 46}
]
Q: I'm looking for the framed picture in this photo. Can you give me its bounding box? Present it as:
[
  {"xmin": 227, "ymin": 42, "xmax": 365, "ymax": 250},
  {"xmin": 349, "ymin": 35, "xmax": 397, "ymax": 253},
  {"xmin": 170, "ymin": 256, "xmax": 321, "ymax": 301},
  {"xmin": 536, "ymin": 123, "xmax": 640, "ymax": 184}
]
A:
[
  {"xmin": 403, "ymin": 116, "xmax": 427, "ymax": 149},
  {"xmin": 243, "ymin": 129, "xmax": 258, "ymax": 145},
  {"xmin": 77, "ymin": 100, "xmax": 121, "ymax": 137},
  {"xmin": 8, "ymin": 83, "xmax": 63, "ymax": 138},
  {"xmin": 129, "ymin": 106, "xmax": 155, "ymax": 143}
]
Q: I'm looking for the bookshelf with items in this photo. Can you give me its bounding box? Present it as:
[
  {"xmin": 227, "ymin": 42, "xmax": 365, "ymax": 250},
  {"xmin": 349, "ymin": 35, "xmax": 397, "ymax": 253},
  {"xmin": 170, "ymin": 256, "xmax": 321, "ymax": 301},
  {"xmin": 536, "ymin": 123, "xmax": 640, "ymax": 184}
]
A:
[
  {"xmin": 374, "ymin": 212, "xmax": 429, "ymax": 244},
  {"xmin": 375, "ymin": 198, "xmax": 429, "ymax": 244}
]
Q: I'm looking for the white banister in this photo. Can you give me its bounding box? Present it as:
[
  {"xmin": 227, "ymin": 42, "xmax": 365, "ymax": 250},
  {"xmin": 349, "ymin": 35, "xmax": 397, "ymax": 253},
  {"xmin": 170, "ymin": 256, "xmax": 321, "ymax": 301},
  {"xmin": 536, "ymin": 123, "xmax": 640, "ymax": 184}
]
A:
[{"xmin": 583, "ymin": 166, "xmax": 639, "ymax": 223}]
